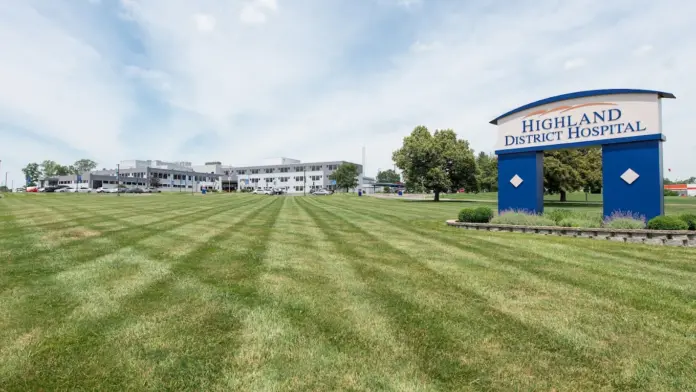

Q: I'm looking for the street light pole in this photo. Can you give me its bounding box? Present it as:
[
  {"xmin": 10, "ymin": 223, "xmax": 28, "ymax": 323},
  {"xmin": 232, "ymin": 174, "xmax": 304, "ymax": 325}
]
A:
[
  {"xmin": 303, "ymin": 166, "xmax": 306, "ymax": 196},
  {"xmin": 117, "ymin": 164, "xmax": 120, "ymax": 197}
]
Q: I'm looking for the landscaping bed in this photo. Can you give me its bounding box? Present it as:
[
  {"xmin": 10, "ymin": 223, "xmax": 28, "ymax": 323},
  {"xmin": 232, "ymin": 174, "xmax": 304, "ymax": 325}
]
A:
[{"xmin": 449, "ymin": 207, "xmax": 696, "ymax": 247}]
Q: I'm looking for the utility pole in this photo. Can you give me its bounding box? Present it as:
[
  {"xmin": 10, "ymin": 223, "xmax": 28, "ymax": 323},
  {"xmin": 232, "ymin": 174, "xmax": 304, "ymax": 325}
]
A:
[
  {"xmin": 117, "ymin": 164, "xmax": 120, "ymax": 196},
  {"xmin": 303, "ymin": 166, "xmax": 306, "ymax": 196},
  {"xmin": 4, "ymin": 172, "xmax": 7, "ymax": 189}
]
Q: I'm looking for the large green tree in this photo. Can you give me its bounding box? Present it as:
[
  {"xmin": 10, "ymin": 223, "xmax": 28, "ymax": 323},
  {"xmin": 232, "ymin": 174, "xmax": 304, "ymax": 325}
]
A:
[
  {"xmin": 329, "ymin": 163, "xmax": 359, "ymax": 192},
  {"xmin": 55, "ymin": 165, "xmax": 72, "ymax": 176},
  {"xmin": 393, "ymin": 126, "xmax": 478, "ymax": 201},
  {"xmin": 544, "ymin": 148, "xmax": 601, "ymax": 201},
  {"xmin": 376, "ymin": 169, "xmax": 401, "ymax": 183},
  {"xmin": 22, "ymin": 163, "xmax": 42, "ymax": 186},
  {"xmin": 73, "ymin": 159, "xmax": 98, "ymax": 174},
  {"xmin": 40, "ymin": 160, "xmax": 60, "ymax": 177},
  {"xmin": 476, "ymin": 152, "xmax": 498, "ymax": 192}
]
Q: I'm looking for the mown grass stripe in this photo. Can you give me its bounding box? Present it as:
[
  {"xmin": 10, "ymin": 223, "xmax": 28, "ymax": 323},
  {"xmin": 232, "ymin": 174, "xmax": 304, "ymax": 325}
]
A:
[
  {"xmin": 1, "ymin": 197, "xmax": 281, "ymax": 390},
  {"xmin": 319, "ymin": 197, "xmax": 696, "ymax": 320},
  {"xmin": 297, "ymin": 197, "xmax": 617, "ymax": 390}
]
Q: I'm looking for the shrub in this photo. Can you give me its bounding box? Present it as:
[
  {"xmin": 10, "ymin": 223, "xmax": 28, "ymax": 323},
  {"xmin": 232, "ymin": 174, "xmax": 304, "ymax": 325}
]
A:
[
  {"xmin": 679, "ymin": 213, "xmax": 696, "ymax": 230},
  {"xmin": 491, "ymin": 210, "xmax": 556, "ymax": 227},
  {"xmin": 458, "ymin": 208, "xmax": 476, "ymax": 223},
  {"xmin": 473, "ymin": 207, "xmax": 494, "ymax": 223},
  {"xmin": 559, "ymin": 217, "xmax": 602, "ymax": 228},
  {"xmin": 545, "ymin": 209, "xmax": 574, "ymax": 225},
  {"xmin": 647, "ymin": 216, "xmax": 689, "ymax": 231},
  {"xmin": 664, "ymin": 189, "xmax": 679, "ymax": 197},
  {"xmin": 458, "ymin": 207, "xmax": 493, "ymax": 223},
  {"xmin": 603, "ymin": 211, "xmax": 646, "ymax": 230}
]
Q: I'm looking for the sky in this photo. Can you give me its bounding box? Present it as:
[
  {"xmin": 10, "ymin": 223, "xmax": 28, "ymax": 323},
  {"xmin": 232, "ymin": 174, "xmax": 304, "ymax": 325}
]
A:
[{"xmin": 1, "ymin": 0, "xmax": 695, "ymax": 187}]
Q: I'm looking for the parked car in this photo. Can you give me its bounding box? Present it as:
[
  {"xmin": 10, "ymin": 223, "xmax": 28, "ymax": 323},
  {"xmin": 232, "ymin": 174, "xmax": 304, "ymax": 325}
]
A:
[
  {"xmin": 144, "ymin": 187, "xmax": 161, "ymax": 193},
  {"xmin": 312, "ymin": 189, "xmax": 332, "ymax": 196},
  {"xmin": 125, "ymin": 188, "xmax": 144, "ymax": 193},
  {"xmin": 253, "ymin": 188, "xmax": 272, "ymax": 195},
  {"xmin": 104, "ymin": 188, "xmax": 120, "ymax": 193},
  {"xmin": 67, "ymin": 186, "xmax": 93, "ymax": 193},
  {"xmin": 55, "ymin": 187, "xmax": 71, "ymax": 193}
]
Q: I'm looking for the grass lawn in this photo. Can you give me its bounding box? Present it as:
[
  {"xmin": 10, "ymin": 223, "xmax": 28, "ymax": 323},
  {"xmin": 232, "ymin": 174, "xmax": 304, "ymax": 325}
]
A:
[
  {"xmin": 440, "ymin": 191, "xmax": 696, "ymax": 215},
  {"xmin": 1, "ymin": 193, "xmax": 695, "ymax": 391}
]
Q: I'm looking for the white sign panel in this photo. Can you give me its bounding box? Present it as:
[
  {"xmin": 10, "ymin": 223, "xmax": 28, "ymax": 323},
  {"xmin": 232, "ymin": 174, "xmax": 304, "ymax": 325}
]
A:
[{"xmin": 495, "ymin": 93, "xmax": 661, "ymax": 152}]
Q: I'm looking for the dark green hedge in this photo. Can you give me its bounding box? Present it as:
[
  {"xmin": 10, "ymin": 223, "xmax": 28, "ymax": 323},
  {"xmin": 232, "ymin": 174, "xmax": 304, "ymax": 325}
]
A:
[
  {"xmin": 458, "ymin": 207, "xmax": 494, "ymax": 223},
  {"xmin": 647, "ymin": 216, "xmax": 689, "ymax": 231}
]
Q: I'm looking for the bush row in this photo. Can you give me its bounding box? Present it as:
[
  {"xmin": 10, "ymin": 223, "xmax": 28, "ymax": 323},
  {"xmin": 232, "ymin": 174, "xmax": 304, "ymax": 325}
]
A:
[
  {"xmin": 458, "ymin": 207, "xmax": 494, "ymax": 223},
  {"xmin": 457, "ymin": 207, "xmax": 696, "ymax": 231}
]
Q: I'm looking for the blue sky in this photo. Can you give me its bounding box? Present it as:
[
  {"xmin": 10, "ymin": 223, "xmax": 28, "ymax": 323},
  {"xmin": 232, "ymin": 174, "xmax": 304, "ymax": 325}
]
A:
[{"xmin": 1, "ymin": 0, "xmax": 695, "ymax": 186}]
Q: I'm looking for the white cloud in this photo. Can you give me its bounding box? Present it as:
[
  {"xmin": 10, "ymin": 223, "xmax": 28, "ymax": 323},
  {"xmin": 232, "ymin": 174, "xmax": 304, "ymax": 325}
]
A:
[
  {"xmin": 1, "ymin": 0, "xmax": 696, "ymax": 188},
  {"xmin": 410, "ymin": 40, "xmax": 441, "ymax": 53},
  {"xmin": 633, "ymin": 44, "xmax": 654, "ymax": 56},
  {"xmin": 193, "ymin": 13, "xmax": 216, "ymax": 32},
  {"xmin": 239, "ymin": 0, "xmax": 278, "ymax": 25},
  {"xmin": 239, "ymin": 5, "xmax": 267, "ymax": 24},
  {"xmin": 0, "ymin": 2, "xmax": 132, "ymax": 185},
  {"xmin": 563, "ymin": 57, "xmax": 587, "ymax": 70},
  {"xmin": 255, "ymin": 0, "xmax": 278, "ymax": 11},
  {"xmin": 124, "ymin": 65, "xmax": 171, "ymax": 91}
]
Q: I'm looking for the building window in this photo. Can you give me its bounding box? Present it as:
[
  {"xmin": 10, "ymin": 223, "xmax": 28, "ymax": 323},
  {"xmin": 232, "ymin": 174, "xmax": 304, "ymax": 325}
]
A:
[
  {"xmin": 251, "ymin": 178, "xmax": 259, "ymax": 183},
  {"xmin": 310, "ymin": 175, "xmax": 322, "ymax": 181},
  {"xmin": 279, "ymin": 177, "xmax": 289, "ymax": 182},
  {"xmin": 279, "ymin": 167, "xmax": 289, "ymax": 173},
  {"xmin": 251, "ymin": 169, "xmax": 259, "ymax": 174},
  {"xmin": 327, "ymin": 164, "xmax": 338, "ymax": 170},
  {"xmin": 294, "ymin": 186, "xmax": 304, "ymax": 191},
  {"xmin": 237, "ymin": 170, "xmax": 246, "ymax": 175},
  {"xmin": 295, "ymin": 166, "xmax": 304, "ymax": 172},
  {"xmin": 309, "ymin": 165, "xmax": 322, "ymax": 171},
  {"xmin": 265, "ymin": 168, "xmax": 274, "ymax": 173},
  {"xmin": 294, "ymin": 176, "xmax": 304, "ymax": 182},
  {"xmin": 265, "ymin": 178, "xmax": 273, "ymax": 183}
]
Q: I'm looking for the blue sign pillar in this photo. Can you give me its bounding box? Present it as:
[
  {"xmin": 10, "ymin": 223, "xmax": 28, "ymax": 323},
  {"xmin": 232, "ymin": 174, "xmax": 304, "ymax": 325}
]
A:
[
  {"xmin": 602, "ymin": 138, "xmax": 664, "ymax": 221},
  {"xmin": 497, "ymin": 151, "xmax": 544, "ymax": 214}
]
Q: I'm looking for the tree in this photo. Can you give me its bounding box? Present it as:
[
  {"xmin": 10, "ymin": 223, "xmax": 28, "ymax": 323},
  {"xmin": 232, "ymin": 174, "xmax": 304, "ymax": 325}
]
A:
[
  {"xmin": 55, "ymin": 165, "xmax": 72, "ymax": 176},
  {"xmin": 376, "ymin": 169, "xmax": 401, "ymax": 183},
  {"xmin": 393, "ymin": 126, "xmax": 478, "ymax": 201},
  {"xmin": 149, "ymin": 176, "xmax": 161, "ymax": 188},
  {"xmin": 329, "ymin": 163, "xmax": 359, "ymax": 192},
  {"xmin": 72, "ymin": 159, "xmax": 98, "ymax": 174},
  {"xmin": 543, "ymin": 148, "xmax": 602, "ymax": 201},
  {"xmin": 40, "ymin": 160, "xmax": 61, "ymax": 177},
  {"xmin": 476, "ymin": 152, "xmax": 498, "ymax": 192},
  {"xmin": 22, "ymin": 163, "xmax": 42, "ymax": 186},
  {"xmin": 578, "ymin": 148, "xmax": 602, "ymax": 194}
]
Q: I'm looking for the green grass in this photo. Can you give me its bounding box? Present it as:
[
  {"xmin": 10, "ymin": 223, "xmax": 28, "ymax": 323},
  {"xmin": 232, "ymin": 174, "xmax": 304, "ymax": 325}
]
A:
[
  {"xmin": 1, "ymin": 193, "xmax": 696, "ymax": 391},
  {"xmin": 437, "ymin": 191, "xmax": 696, "ymax": 215}
]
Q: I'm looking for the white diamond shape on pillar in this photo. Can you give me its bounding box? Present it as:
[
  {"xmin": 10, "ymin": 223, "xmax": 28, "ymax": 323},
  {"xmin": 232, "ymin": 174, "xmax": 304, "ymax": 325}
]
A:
[
  {"xmin": 510, "ymin": 174, "xmax": 523, "ymax": 188},
  {"xmin": 620, "ymin": 168, "xmax": 639, "ymax": 185}
]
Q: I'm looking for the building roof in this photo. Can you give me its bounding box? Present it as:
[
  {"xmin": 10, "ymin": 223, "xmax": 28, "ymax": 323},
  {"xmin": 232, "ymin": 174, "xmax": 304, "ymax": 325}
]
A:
[{"xmin": 489, "ymin": 89, "xmax": 676, "ymax": 125}]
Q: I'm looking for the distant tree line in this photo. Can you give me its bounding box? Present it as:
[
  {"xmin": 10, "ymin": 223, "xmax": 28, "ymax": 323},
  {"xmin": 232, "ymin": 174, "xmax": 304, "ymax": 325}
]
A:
[
  {"xmin": 664, "ymin": 176, "xmax": 696, "ymax": 185},
  {"xmin": 21, "ymin": 159, "xmax": 98, "ymax": 186}
]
